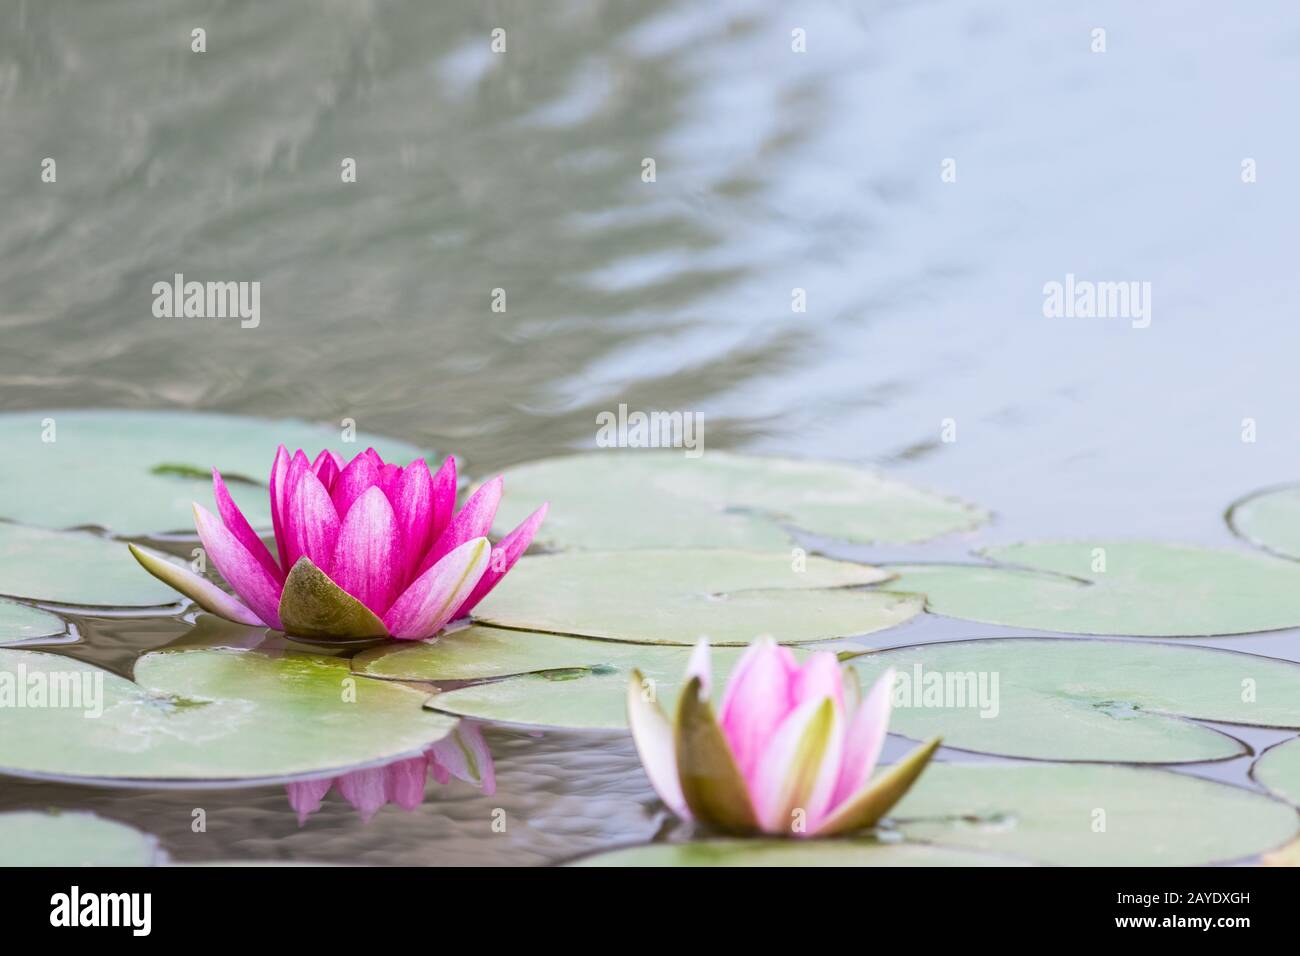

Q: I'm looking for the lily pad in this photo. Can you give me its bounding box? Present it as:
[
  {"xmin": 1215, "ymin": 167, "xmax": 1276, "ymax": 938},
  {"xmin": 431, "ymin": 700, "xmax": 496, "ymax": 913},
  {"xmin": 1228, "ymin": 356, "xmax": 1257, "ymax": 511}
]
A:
[
  {"xmin": 0, "ymin": 410, "xmax": 424, "ymax": 535},
  {"xmin": 850, "ymin": 639, "xmax": 1300, "ymax": 763},
  {"xmin": 886, "ymin": 540, "xmax": 1300, "ymax": 636},
  {"xmin": 0, "ymin": 598, "xmax": 66, "ymax": 644},
  {"xmin": 0, "ymin": 524, "xmax": 177, "ymax": 607},
  {"xmin": 893, "ymin": 763, "xmax": 1297, "ymax": 866},
  {"xmin": 355, "ymin": 624, "xmax": 721, "ymax": 683},
  {"xmin": 488, "ymin": 452, "xmax": 988, "ymax": 550},
  {"xmin": 1254, "ymin": 738, "xmax": 1300, "ymax": 805},
  {"xmin": 473, "ymin": 549, "xmax": 921, "ymax": 644},
  {"xmin": 569, "ymin": 840, "xmax": 1027, "ymax": 867},
  {"xmin": 0, "ymin": 647, "xmax": 457, "ymax": 783},
  {"xmin": 1227, "ymin": 484, "xmax": 1300, "ymax": 560},
  {"xmin": 0, "ymin": 811, "xmax": 161, "ymax": 866},
  {"xmin": 414, "ymin": 631, "xmax": 753, "ymax": 730}
]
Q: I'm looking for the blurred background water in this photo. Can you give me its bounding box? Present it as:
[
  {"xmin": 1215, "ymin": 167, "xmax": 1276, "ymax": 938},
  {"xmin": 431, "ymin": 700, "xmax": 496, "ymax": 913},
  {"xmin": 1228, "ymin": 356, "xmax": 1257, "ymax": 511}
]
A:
[{"xmin": 1, "ymin": 0, "xmax": 1299, "ymax": 863}]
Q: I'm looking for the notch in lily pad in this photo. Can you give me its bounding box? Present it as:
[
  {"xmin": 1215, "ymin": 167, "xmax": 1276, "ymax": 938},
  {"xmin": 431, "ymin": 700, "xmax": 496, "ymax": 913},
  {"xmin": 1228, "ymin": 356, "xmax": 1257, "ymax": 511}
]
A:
[{"xmin": 0, "ymin": 410, "xmax": 427, "ymax": 535}]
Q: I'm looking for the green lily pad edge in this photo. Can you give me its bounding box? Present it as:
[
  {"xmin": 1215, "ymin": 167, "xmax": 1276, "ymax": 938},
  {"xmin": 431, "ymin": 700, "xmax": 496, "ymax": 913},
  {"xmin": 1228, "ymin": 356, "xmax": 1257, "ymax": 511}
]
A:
[
  {"xmin": 574, "ymin": 762, "xmax": 1299, "ymax": 867},
  {"xmin": 0, "ymin": 598, "xmax": 67, "ymax": 645},
  {"xmin": 486, "ymin": 450, "xmax": 991, "ymax": 552},
  {"xmin": 0, "ymin": 409, "xmax": 428, "ymax": 536},
  {"xmin": 884, "ymin": 539, "xmax": 1300, "ymax": 636},
  {"xmin": 0, "ymin": 811, "xmax": 163, "ymax": 866},
  {"xmin": 1227, "ymin": 483, "xmax": 1300, "ymax": 561},
  {"xmin": 0, "ymin": 646, "xmax": 458, "ymax": 786},
  {"xmin": 1253, "ymin": 737, "xmax": 1300, "ymax": 806},
  {"xmin": 568, "ymin": 839, "xmax": 1029, "ymax": 867}
]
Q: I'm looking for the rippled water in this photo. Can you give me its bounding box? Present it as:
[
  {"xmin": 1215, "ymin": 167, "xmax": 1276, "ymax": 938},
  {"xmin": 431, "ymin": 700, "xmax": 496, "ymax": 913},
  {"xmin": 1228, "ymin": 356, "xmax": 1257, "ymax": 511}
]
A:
[{"xmin": 2, "ymin": 0, "xmax": 1299, "ymax": 863}]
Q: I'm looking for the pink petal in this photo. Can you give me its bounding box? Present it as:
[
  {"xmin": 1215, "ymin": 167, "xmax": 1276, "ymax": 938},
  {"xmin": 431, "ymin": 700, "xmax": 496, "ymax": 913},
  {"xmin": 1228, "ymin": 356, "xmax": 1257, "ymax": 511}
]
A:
[
  {"xmin": 335, "ymin": 767, "xmax": 388, "ymax": 823},
  {"xmin": 128, "ymin": 543, "xmax": 266, "ymax": 627},
  {"xmin": 285, "ymin": 777, "xmax": 333, "ymax": 826},
  {"xmin": 329, "ymin": 486, "xmax": 403, "ymax": 617},
  {"xmin": 383, "ymin": 537, "xmax": 491, "ymax": 640},
  {"xmin": 718, "ymin": 638, "xmax": 799, "ymax": 783},
  {"xmin": 310, "ymin": 449, "xmax": 340, "ymax": 491},
  {"xmin": 284, "ymin": 467, "xmax": 341, "ymax": 574},
  {"xmin": 452, "ymin": 502, "xmax": 548, "ymax": 619},
  {"xmin": 269, "ymin": 444, "xmax": 292, "ymax": 571},
  {"xmin": 385, "ymin": 459, "xmax": 435, "ymax": 583},
  {"xmin": 415, "ymin": 476, "xmax": 502, "ymax": 578},
  {"xmin": 428, "ymin": 757, "xmax": 451, "ymax": 785},
  {"xmin": 330, "ymin": 452, "xmax": 381, "ymax": 520},
  {"xmin": 626, "ymin": 671, "xmax": 688, "ymax": 819},
  {"xmin": 429, "ymin": 457, "xmax": 458, "ymax": 543},
  {"xmin": 685, "ymin": 638, "xmax": 712, "ymax": 697},
  {"xmin": 793, "ymin": 651, "xmax": 846, "ymax": 712},
  {"xmin": 192, "ymin": 502, "xmax": 284, "ymax": 629},
  {"xmin": 277, "ymin": 450, "xmax": 311, "ymax": 565},
  {"xmin": 213, "ymin": 469, "xmax": 283, "ymax": 583},
  {"xmin": 427, "ymin": 722, "xmax": 496, "ymax": 794},
  {"xmin": 750, "ymin": 695, "xmax": 842, "ymax": 834},
  {"xmin": 385, "ymin": 755, "xmax": 430, "ymax": 811},
  {"xmin": 362, "ymin": 447, "xmax": 384, "ymax": 466},
  {"xmin": 831, "ymin": 668, "xmax": 896, "ymax": 807}
]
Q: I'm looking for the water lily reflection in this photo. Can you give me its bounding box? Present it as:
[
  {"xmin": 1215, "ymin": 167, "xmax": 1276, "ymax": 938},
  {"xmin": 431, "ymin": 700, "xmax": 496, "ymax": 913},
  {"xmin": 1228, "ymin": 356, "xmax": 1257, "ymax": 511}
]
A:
[{"xmin": 286, "ymin": 721, "xmax": 495, "ymax": 824}]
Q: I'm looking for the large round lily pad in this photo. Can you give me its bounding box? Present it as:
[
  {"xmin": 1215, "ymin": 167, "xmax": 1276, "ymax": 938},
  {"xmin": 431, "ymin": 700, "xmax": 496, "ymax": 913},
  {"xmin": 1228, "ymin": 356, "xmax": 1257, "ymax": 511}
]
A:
[
  {"xmin": 0, "ymin": 524, "xmax": 177, "ymax": 607},
  {"xmin": 0, "ymin": 410, "xmax": 424, "ymax": 535},
  {"xmin": 1228, "ymin": 484, "xmax": 1300, "ymax": 560},
  {"xmin": 1254, "ymin": 738, "xmax": 1300, "ymax": 805},
  {"xmin": 0, "ymin": 811, "xmax": 161, "ymax": 866},
  {"xmin": 893, "ymin": 763, "xmax": 1297, "ymax": 866},
  {"xmin": 851, "ymin": 639, "xmax": 1300, "ymax": 763},
  {"xmin": 354, "ymin": 625, "xmax": 675, "ymax": 683},
  {"xmin": 0, "ymin": 598, "xmax": 66, "ymax": 644},
  {"xmin": 886, "ymin": 540, "xmax": 1300, "ymax": 636},
  {"xmin": 409, "ymin": 630, "xmax": 753, "ymax": 730},
  {"xmin": 488, "ymin": 451, "xmax": 988, "ymax": 550},
  {"xmin": 569, "ymin": 840, "xmax": 1026, "ymax": 867},
  {"xmin": 0, "ymin": 647, "xmax": 457, "ymax": 784},
  {"xmin": 473, "ymin": 549, "xmax": 921, "ymax": 644}
]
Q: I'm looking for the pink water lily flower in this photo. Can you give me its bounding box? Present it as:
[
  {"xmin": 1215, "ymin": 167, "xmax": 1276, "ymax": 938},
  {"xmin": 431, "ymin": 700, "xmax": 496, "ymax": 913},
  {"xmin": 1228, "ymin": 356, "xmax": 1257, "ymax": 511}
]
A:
[
  {"xmin": 627, "ymin": 638, "xmax": 939, "ymax": 838},
  {"xmin": 286, "ymin": 721, "xmax": 495, "ymax": 824},
  {"xmin": 130, "ymin": 445, "xmax": 547, "ymax": 641}
]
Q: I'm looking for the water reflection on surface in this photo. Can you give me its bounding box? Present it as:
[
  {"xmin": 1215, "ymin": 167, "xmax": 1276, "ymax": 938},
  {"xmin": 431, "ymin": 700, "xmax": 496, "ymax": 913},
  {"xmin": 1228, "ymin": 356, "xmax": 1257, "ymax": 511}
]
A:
[
  {"xmin": 0, "ymin": 727, "xmax": 659, "ymax": 867},
  {"xmin": 285, "ymin": 722, "xmax": 495, "ymax": 825}
]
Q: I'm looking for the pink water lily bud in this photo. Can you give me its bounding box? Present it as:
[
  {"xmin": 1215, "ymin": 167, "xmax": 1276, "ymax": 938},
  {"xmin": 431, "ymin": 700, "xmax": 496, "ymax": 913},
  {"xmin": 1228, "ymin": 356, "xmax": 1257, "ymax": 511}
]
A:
[
  {"xmin": 129, "ymin": 446, "xmax": 547, "ymax": 641},
  {"xmin": 627, "ymin": 638, "xmax": 940, "ymax": 838},
  {"xmin": 285, "ymin": 721, "xmax": 495, "ymax": 824}
]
